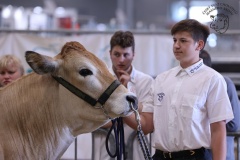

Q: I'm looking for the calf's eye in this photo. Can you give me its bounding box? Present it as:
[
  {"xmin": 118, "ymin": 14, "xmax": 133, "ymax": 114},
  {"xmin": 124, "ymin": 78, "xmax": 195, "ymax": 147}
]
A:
[{"xmin": 79, "ymin": 69, "xmax": 93, "ymax": 77}]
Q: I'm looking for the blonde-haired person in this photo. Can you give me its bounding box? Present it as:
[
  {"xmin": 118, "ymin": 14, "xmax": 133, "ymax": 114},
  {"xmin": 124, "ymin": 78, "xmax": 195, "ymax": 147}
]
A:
[{"xmin": 0, "ymin": 55, "xmax": 24, "ymax": 87}]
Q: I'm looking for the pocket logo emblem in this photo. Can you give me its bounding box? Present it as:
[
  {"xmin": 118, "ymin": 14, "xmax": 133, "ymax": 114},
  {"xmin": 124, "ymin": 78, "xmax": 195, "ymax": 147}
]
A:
[{"xmin": 157, "ymin": 92, "xmax": 165, "ymax": 102}]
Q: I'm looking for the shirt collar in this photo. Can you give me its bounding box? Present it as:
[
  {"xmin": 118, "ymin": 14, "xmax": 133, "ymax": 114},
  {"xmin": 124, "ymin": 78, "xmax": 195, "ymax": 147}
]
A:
[
  {"xmin": 130, "ymin": 66, "xmax": 136, "ymax": 83},
  {"xmin": 175, "ymin": 59, "xmax": 204, "ymax": 77}
]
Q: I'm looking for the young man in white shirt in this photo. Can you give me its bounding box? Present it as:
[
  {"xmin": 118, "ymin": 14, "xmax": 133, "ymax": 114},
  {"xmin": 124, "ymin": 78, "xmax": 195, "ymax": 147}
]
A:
[
  {"xmin": 124, "ymin": 19, "xmax": 234, "ymax": 160},
  {"xmin": 92, "ymin": 31, "xmax": 153, "ymax": 160}
]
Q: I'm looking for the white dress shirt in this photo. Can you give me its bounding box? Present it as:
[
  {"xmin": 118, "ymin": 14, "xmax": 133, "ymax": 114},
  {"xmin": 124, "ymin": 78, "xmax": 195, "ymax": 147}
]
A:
[{"xmin": 142, "ymin": 59, "xmax": 234, "ymax": 152}]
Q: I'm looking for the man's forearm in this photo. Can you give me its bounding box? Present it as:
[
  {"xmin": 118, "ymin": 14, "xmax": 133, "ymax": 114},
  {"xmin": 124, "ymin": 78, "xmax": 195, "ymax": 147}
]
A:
[
  {"xmin": 123, "ymin": 113, "xmax": 139, "ymax": 130},
  {"xmin": 124, "ymin": 112, "xmax": 154, "ymax": 135}
]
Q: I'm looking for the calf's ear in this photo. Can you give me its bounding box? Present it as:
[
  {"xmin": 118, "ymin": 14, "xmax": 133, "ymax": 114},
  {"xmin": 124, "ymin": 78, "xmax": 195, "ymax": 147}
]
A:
[{"xmin": 25, "ymin": 51, "xmax": 58, "ymax": 75}]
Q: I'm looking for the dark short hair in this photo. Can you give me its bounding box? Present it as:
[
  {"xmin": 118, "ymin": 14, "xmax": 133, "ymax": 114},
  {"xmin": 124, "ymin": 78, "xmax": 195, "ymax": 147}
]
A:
[
  {"xmin": 110, "ymin": 31, "xmax": 135, "ymax": 52},
  {"xmin": 199, "ymin": 50, "xmax": 212, "ymax": 67},
  {"xmin": 171, "ymin": 19, "xmax": 210, "ymax": 49}
]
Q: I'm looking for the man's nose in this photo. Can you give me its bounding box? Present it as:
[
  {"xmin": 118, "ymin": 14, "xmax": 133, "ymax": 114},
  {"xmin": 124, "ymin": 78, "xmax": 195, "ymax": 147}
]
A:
[
  {"xmin": 118, "ymin": 55, "xmax": 124, "ymax": 62},
  {"xmin": 174, "ymin": 41, "xmax": 180, "ymax": 48}
]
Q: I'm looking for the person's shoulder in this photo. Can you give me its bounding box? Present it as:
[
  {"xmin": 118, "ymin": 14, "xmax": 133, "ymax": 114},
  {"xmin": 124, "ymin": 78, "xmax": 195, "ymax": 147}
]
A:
[
  {"xmin": 223, "ymin": 76, "xmax": 232, "ymax": 83},
  {"xmin": 134, "ymin": 69, "xmax": 153, "ymax": 80},
  {"xmin": 201, "ymin": 66, "xmax": 227, "ymax": 84},
  {"xmin": 223, "ymin": 76, "xmax": 235, "ymax": 88},
  {"xmin": 202, "ymin": 65, "xmax": 222, "ymax": 77}
]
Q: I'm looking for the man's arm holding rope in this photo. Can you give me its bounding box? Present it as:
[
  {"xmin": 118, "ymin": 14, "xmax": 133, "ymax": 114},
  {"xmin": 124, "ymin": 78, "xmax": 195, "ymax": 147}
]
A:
[{"xmin": 123, "ymin": 103, "xmax": 154, "ymax": 135}]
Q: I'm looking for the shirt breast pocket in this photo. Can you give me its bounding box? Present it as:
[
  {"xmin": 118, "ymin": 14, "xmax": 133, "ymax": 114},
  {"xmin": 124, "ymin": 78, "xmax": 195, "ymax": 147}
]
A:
[{"xmin": 181, "ymin": 94, "xmax": 202, "ymax": 120}]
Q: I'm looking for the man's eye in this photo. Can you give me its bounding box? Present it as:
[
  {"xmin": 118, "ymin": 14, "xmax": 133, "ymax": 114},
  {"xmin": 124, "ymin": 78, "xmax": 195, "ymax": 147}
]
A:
[
  {"xmin": 114, "ymin": 53, "xmax": 120, "ymax": 57},
  {"xmin": 79, "ymin": 69, "xmax": 93, "ymax": 77},
  {"xmin": 124, "ymin": 53, "xmax": 129, "ymax": 58}
]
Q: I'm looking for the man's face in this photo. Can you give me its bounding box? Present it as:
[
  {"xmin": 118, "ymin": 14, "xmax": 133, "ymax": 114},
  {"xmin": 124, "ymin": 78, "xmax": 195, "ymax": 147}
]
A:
[
  {"xmin": 110, "ymin": 45, "xmax": 134, "ymax": 72},
  {"xmin": 172, "ymin": 31, "xmax": 201, "ymax": 68},
  {"xmin": 0, "ymin": 63, "xmax": 22, "ymax": 87}
]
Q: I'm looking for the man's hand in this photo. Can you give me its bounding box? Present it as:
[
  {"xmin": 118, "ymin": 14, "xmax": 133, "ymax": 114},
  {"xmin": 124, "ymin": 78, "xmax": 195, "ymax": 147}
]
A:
[{"xmin": 117, "ymin": 70, "xmax": 131, "ymax": 87}]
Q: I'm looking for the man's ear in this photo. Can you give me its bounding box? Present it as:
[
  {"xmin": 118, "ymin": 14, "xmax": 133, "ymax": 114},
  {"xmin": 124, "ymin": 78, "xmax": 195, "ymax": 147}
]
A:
[{"xmin": 196, "ymin": 40, "xmax": 205, "ymax": 51}]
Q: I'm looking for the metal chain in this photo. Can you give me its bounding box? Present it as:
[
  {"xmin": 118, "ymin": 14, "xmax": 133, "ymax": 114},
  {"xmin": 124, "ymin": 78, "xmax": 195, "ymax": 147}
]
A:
[{"xmin": 131, "ymin": 103, "xmax": 153, "ymax": 160}]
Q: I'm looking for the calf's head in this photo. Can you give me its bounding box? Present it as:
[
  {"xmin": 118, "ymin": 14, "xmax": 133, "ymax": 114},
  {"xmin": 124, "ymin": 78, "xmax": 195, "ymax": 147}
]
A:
[{"xmin": 25, "ymin": 41, "xmax": 136, "ymax": 127}]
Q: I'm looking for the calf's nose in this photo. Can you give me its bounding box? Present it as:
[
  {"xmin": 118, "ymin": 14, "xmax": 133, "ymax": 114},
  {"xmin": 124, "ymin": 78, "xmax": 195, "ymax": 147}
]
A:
[{"xmin": 126, "ymin": 95, "xmax": 138, "ymax": 110}]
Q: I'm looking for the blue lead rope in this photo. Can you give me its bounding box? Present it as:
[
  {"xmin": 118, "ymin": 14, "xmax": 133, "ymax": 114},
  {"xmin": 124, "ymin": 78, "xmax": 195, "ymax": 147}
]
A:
[
  {"xmin": 106, "ymin": 117, "xmax": 125, "ymax": 160},
  {"xmin": 106, "ymin": 102, "xmax": 152, "ymax": 160},
  {"xmin": 137, "ymin": 126, "xmax": 153, "ymax": 160}
]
